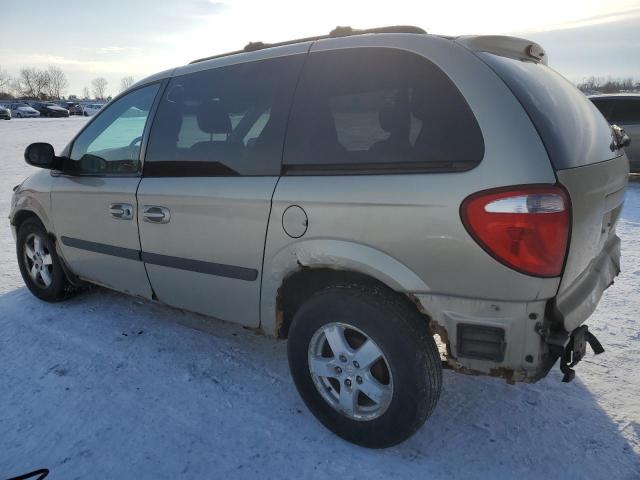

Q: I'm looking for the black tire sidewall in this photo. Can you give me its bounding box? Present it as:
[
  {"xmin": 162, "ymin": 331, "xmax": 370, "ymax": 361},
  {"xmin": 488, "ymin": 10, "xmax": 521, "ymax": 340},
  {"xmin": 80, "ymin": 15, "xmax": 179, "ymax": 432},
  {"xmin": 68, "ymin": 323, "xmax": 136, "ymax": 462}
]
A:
[
  {"xmin": 16, "ymin": 219, "xmax": 68, "ymax": 301},
  {"xmin": 288, "ymin": 286, "xmax": 441, "ymax": 448}
]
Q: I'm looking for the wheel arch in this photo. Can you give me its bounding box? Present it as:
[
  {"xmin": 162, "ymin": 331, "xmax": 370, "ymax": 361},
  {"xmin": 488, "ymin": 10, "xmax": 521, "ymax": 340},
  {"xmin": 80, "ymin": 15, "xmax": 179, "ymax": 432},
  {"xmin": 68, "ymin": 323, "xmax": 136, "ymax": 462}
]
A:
[
  {"xmin": 13, "ymin": 208, "xmax": 82, "ymax": 288},
  {"xmin": 11, "ymin": 209, "xmax": 42, "ymax": 231},
  {"xmin": 261, "ymin": 239, "xmax": 433, "ymax": 338}
]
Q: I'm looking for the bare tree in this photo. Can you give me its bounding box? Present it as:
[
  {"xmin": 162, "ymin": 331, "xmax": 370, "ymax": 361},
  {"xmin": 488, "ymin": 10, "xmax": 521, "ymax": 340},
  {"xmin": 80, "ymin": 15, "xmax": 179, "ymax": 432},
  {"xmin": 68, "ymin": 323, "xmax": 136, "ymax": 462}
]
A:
[
  {"xmin": 9, "ymin": 78, "xmax": 22, "ymax": 97},
  {"xmin": 34, "ymin": 69, "xmax": 50, "ymax": 98},
  {"xmin": 17, "ymin": 68, "xmax": 39, "ymax": 97},
  {"xmin": 120, "ymin": 76, "xmax": 134, "ymax": 92},
  {"xmin": 16, "ymin": 68, "xmax": 52, "ymax": 98},
  {"xmin": 46, "ymin": 66, "xmax": 68, "ymax": 99},
  {"xmin": 82, "ymin": 86, "xmax": 90, "ymax": 100},
  {"xmin": 92, "ymin": 77, "xmax": 108, "ymax": 100},
  {"xmin": 577, "ymin": 76, "xmax": 638, "ymax": 94},
  {"xmin": 0, "ymin": 66, "xmax": 11, "ymax": 93}
]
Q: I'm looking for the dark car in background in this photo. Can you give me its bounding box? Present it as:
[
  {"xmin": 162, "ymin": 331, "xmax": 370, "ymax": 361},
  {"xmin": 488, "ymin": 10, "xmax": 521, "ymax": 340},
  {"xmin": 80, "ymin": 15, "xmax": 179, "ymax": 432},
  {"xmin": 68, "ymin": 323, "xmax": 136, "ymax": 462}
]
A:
[
  {"xmin": 0, "ymin": 105, "xmax": 11, "ymax": 120},
  {"xmin": 59, "ymin": 101, "xmax": 83, "ymax": 115},
  {"xmin": 31, "ymin": 101, "xmax": 70, "ymax": 118},
  {"xmin": 590, "ymin": 94, "xmax": 639, "ymax": 172}
]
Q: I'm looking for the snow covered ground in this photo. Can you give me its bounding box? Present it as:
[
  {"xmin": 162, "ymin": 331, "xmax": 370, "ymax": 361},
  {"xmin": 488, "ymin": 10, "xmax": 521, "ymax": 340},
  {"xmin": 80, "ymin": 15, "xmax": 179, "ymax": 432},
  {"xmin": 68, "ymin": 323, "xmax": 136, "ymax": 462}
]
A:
[{"xmin": 1, "ymin": 118, "xmax": 639, "ymax": 479}]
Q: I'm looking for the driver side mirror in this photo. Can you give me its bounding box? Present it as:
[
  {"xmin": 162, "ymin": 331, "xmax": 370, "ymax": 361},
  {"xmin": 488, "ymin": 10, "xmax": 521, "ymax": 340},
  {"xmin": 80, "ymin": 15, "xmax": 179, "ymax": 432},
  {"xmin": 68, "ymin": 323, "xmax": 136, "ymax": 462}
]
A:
[{"xmin": 24, "ymin": 143, "xmax": 62, "ymax": 170}]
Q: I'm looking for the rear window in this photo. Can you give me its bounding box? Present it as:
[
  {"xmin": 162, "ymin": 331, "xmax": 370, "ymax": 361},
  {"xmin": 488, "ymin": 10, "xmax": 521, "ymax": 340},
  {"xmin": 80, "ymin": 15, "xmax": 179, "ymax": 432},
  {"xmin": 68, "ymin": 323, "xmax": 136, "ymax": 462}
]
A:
[
  {"xmin": 283, "ymin": 47, "xmax": 484, "ymax": 174},
  {"xmin": 479, "ymin": 53, "xmax": 618, "ymax": 170},
  {"xmin": 610, "ymin": 98, "xmax": 640, "ymax": 124}
]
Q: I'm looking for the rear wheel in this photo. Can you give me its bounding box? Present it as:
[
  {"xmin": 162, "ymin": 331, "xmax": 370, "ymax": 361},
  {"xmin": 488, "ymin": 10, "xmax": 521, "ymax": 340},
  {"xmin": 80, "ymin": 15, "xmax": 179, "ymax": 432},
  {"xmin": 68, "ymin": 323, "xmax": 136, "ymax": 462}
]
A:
[
  {"xmin": 17, "ymin": 218, "xmax": 71, "ymax": 301},
  {"xmin": 288, "ymin": 283, "xmax": 442, "ymax": 448}
]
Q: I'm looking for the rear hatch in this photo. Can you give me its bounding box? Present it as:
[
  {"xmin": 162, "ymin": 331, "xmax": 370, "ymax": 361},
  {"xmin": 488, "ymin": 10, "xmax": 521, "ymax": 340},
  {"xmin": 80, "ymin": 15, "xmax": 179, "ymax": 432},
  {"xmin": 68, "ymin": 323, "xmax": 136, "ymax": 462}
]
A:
[{"xmin": 474, "ymin": 48, "xmax": 629, "ymax": 331}]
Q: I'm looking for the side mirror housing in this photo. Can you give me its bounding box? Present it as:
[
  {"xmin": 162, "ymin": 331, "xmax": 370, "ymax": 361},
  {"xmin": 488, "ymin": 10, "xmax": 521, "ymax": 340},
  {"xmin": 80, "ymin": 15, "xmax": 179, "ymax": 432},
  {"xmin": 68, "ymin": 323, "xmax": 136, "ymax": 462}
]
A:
[{"xmin": 24, "ymin": 143, "xmax": 62, "ymax": 169}]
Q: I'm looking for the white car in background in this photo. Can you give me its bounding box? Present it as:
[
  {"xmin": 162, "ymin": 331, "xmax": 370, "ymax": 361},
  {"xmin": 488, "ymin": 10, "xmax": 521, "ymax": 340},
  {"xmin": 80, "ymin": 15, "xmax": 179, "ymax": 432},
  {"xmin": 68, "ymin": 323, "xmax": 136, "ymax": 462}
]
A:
[
  {"xmin": 82, "ymin": 103, "xmax": 104, "ymax": 116},
  {"xmin": 9, "ymin": 103, "xmax": 40, "ymax": 118}
]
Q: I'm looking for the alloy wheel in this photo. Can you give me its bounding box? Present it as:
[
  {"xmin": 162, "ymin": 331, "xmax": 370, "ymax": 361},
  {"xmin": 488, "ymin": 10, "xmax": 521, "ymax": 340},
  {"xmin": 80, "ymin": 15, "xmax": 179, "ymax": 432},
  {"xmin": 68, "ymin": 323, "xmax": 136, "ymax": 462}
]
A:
[
  {"xmin": 23, "ymin": 233, "xmax": 54, "ymax": 288},
  {"xmin": 307, "ymin": 322, "xmax": 393, "ymax": 421}
]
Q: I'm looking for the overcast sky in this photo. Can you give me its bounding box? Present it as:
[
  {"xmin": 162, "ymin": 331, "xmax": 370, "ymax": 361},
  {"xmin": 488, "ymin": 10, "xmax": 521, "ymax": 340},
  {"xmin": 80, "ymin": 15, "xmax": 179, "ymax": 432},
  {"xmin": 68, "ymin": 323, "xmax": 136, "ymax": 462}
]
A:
[{"xmin": 1, "ymin": 0, "xmax": 639, "ymax": 97}]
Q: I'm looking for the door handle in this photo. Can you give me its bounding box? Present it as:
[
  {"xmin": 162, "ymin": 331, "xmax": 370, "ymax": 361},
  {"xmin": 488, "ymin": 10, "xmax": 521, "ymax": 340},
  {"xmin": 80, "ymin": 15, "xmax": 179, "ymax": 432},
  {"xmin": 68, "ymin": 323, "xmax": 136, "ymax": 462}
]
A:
[
  {"xmin": 109, "ymin": 203, "xmax": 133, "ymax": 220},
  {"xmin": 143, "ymin": 205, "xmax": 171, "ymax": 224}
]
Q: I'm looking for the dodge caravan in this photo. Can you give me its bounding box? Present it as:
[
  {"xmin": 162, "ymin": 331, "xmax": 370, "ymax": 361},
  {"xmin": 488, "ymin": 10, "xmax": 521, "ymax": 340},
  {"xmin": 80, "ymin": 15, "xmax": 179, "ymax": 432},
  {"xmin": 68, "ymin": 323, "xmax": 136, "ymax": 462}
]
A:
[{"xmin": 10, "ymin": 26, "xmax": 630, "ymax": 447}]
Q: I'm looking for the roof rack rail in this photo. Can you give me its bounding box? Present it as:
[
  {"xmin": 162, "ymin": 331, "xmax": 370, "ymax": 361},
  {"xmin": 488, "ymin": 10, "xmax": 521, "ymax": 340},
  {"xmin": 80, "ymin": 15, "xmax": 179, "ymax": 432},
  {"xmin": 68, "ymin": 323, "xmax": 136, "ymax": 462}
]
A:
[{"xmin": 189, "ymin": 25, "xmax": 426, "ymax": 64}]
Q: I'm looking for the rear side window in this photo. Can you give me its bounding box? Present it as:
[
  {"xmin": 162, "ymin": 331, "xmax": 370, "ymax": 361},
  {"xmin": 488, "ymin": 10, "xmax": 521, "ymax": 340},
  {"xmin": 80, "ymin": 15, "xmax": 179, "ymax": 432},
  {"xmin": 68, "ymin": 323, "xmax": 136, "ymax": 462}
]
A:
[
  {"xmin": 610, "ymin": 99, "xmax": 640, "ymax": 124},
  {"xmin": 283, "ymin": 48, "xmax": 484, "ymax": 174},
  {"xmin": 145, "ymin": 54, "xmax": 304, "ymax": 176},
  {"xmin": 480, "ymin": 53, "xmax": 618, "ymax": 170}
]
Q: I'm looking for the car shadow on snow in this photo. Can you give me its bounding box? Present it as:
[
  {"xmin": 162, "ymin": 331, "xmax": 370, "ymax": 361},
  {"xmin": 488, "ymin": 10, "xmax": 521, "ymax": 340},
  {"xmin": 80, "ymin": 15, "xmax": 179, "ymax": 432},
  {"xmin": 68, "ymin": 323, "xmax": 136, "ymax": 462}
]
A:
[{"xmin": 0, "ymin": 285, "xmax": 638, "ymax": 480}]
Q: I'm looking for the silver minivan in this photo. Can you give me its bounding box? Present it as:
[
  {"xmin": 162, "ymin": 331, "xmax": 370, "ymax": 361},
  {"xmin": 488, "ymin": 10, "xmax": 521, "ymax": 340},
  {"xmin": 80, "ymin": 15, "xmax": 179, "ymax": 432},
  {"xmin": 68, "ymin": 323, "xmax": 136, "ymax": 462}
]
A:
[{"xmin": 10, "ymin": 27, "xmax": 629, "ymax": 448}]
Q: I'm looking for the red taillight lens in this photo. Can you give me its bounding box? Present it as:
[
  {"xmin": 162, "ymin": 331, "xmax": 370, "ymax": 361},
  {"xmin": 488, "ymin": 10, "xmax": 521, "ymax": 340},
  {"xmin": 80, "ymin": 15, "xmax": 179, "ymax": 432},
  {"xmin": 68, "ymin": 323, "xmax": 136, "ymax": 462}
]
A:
[{"xmin": 460, "ymin": 185, "xmax": 570, "ymax": 277}]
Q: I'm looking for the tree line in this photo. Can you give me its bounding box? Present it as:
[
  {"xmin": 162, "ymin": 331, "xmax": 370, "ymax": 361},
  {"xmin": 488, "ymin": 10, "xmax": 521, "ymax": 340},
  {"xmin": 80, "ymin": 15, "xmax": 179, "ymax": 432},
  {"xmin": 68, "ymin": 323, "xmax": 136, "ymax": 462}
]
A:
[
  {"xmin": 0, "ymin": 65, "xmax": 134, "ymax": 101},
  {"xmin": 577, "ymin": 76, "xmax": 639, "ymax": 94}
]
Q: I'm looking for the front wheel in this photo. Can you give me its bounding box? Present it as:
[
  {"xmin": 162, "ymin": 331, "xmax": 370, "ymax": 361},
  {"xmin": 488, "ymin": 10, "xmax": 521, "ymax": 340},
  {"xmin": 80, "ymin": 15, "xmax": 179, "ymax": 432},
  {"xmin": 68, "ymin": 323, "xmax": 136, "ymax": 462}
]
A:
[
  {"xmin": 17, "ymin": 218, "xmax": 71, "ymax": 301},
  {"xmin": 288, "ymin": 283, "xmax": 442, "ymax": 448}
]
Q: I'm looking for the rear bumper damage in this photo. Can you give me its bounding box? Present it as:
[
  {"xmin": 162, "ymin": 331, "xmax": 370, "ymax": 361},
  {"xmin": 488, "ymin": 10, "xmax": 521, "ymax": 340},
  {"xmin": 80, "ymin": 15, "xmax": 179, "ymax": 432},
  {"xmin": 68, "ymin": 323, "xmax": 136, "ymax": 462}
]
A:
[
  {"xmin": 545, "ymin": 325, "xmax": 605, "ymax": 383},
  {"xmin": 414, "ymin": 234, "xmax": 619, "ymax": 384},
  {"xmin": 553, "ymin": 235, "xmax": 621, "ymax": 332},
  {"xmin": 414, "ymin": 293, "xmax": 555, "ymax": 383}
]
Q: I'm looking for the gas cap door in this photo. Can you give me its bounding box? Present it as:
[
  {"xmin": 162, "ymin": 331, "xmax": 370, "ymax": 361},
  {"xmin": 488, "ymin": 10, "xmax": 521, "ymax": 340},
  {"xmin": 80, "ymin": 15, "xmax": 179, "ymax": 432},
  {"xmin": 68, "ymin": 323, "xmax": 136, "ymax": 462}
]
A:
[{"xmin": 282, "ymin": 205, "xmax": 308, "ymax": 238}]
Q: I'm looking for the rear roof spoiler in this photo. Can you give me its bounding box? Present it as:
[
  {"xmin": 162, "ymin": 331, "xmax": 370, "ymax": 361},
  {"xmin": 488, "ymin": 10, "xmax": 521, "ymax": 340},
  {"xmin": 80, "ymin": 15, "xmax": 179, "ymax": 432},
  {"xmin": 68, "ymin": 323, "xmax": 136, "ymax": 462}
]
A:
[{"xmin": 455, "ymin": 35, "xmax": 548, "ymax": 65}]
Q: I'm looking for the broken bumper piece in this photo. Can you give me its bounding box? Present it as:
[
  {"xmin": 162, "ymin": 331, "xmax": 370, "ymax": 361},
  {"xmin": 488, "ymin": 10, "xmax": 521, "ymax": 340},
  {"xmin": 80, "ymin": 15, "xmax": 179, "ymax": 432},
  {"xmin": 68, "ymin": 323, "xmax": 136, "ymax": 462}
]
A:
[{"xmin": 547, "ymin": 325, "xmax": 605, "ymax": 383}]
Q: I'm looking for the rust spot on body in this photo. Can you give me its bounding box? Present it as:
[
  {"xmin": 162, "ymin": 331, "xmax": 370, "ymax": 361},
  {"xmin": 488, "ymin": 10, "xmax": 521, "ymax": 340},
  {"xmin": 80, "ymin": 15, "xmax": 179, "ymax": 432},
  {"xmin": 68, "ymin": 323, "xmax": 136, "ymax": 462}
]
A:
[{"xmin": 275, "ymin": 308, "xmax": 285, "ymax": 338}]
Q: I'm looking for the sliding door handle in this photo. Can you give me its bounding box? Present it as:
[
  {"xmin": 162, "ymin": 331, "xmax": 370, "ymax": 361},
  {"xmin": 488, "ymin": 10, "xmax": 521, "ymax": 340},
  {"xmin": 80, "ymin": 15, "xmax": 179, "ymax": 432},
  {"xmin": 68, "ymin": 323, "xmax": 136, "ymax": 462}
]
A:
[
  {"xmin": 143, "ymin": 205, "xmax": 171, "ymax": 224},
  {"xmin": 109, "ymin": 203, "xmax": 133, "ymax": 220}
]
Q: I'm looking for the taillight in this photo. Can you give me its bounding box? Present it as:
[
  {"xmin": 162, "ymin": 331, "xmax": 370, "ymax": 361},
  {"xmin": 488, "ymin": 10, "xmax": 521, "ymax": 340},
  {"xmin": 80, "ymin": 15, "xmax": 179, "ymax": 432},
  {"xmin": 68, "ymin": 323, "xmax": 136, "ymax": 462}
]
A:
[{"xmin": 460, "ymin": 185, "xmax": 570, "ymax": 277}]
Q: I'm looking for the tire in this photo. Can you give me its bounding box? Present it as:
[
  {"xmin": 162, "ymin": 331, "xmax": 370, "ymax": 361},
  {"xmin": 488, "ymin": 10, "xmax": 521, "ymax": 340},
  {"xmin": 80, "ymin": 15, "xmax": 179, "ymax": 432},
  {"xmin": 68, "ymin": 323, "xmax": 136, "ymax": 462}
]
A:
[
  {"xmin": 16, "ymin": 218, "xmax": 71, "ymax": 302},
  {"xmin": 288, "ymin": 283, "xmax": 442, "ymax": 448}
]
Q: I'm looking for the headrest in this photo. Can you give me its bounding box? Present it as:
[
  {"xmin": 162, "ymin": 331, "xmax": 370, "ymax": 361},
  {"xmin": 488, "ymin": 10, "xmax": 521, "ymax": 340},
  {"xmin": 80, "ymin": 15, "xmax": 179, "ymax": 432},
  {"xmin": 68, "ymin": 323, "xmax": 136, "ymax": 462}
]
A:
[
  {"xmin": 197, "ymin": 99, "xmax": 231, "ymax": 134},
  {"xmin": 378, "ymin": 106, "xmax": 410, "ymax": 134},
  {"xmin": 411, "ymin": 88, "xmax": 430, "ymax": 121}
]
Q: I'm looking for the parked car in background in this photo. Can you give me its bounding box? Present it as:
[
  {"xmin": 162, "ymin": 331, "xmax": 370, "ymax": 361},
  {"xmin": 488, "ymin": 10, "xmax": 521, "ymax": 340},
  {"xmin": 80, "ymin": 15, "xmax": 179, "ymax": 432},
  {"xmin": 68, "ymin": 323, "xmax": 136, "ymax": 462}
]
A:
[
  {"xmin": 59, "ymin": 102, "xmax": 83, "ymax": 115},
  {"xmin": 10, "ymin": 27, "xmax": 629, "ymax": 448},
  {"xmin": 9, "ymin": 103, "xmax": 40, "ymax": 118},
  {"xmin": 0, "ymin": 105, "xmax": 11, "ymax": 120},
  {"xmin": 82, "ymin": 103, "xmax": 104, "ymax": 116},
  {"xmin": 31, "ymin": 102, "xmax": 70, "ymax": 118},
  {"xmin": 590, "ymin": 94, "xmax": 639, "ymax": 172}
]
